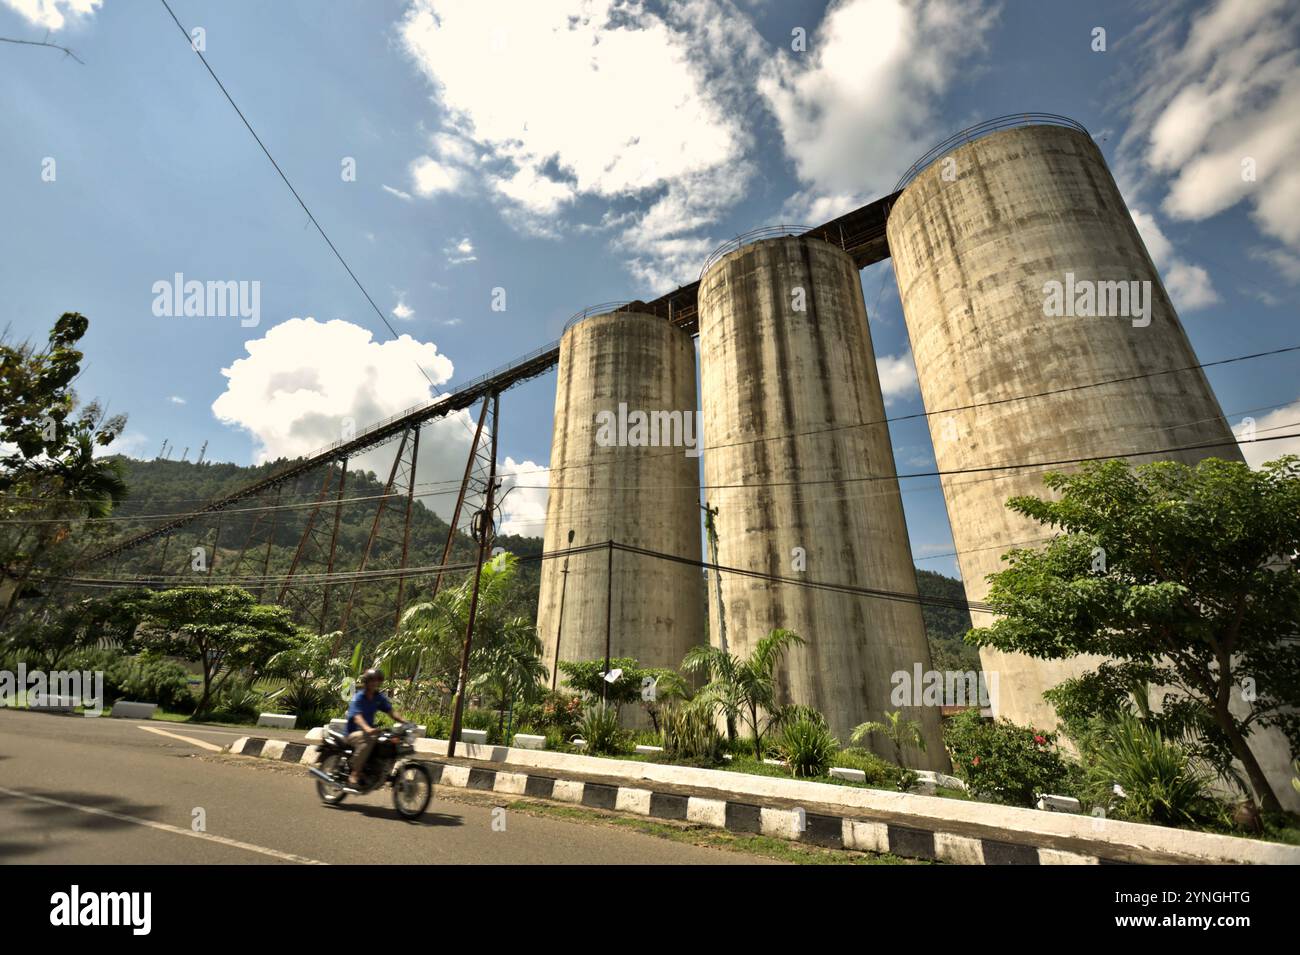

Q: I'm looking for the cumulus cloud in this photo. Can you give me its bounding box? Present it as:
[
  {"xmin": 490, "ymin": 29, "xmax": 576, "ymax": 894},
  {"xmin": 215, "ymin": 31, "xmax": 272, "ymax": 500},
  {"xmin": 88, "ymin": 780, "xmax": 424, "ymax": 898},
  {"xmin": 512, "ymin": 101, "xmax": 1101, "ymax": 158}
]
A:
[
  {"xmin": 391, "ymin": 297, "xmax": 415, "ymax": 321},
  {"xmin": 168, "ymin": 396, "xmax": 186, "ymax": 405},
  {"xmin": 497, "ymin": 456, "xmax": 549, "ymax": 537},
  {"xmin": 876, "ymin": 351, "xmax": 920, "ymax": 406},
  {"xmin": 1129, "ymin": 207, "xmax": 1220, "ymax": 311},
  {"xmin": 1234, "ymin": 399, "xmax": 1300, "ymax": 468},
  {"xmin": 398, "ymin": 0, "xmax": 760, "ymax": 288},
  {"xmin": 409, "ymin": 156, "xmax": 464, "ymax": 197},
  {"xmin": 1121, "ymin": 0, "xmax": 1300, "ymax": 270},
  {"xmin": 2, "ymin": 0, "xmax": 100, "ymax": 31},
  {"xmin": 210, "ymin": 318, "xmax": 484, "ymax": 519},
  {"xmin": 760, "ymin": 0, "xmax": 999, "ymax": 215}
]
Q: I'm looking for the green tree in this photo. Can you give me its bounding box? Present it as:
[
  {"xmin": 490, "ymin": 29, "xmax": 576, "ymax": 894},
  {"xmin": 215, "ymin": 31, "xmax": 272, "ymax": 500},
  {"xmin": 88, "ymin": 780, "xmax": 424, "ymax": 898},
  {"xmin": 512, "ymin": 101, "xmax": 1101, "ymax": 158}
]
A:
[
  {"xmin": 136, "ymin": 586, "xmax": 302, "ymax": 717},
  {"xmin": 1, "ymin": 314, "xmax": 129, "ymax": 620},
  {"xmin": 851, "ymin": 709, "xmax": 928, "ymax": 766},
  {"xmin": 379, "ymin": 552, "xmax": 539, "ymax": 709},
  {"xmin": 971, "ymin": 456, "xmax": 1300, "ymax": 813},
  {"xmin": 683, "ymin": 628, "xmax": 806, "ymax": 758}
]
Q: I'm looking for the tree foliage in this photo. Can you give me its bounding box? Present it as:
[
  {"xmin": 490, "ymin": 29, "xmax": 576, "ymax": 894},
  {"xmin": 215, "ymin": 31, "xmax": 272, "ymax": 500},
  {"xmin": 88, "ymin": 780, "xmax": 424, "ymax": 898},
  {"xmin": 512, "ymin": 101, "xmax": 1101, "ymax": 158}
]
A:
[{"xmin": 971, "ymin": 456, "xmax": 1300, "ymax": 812}]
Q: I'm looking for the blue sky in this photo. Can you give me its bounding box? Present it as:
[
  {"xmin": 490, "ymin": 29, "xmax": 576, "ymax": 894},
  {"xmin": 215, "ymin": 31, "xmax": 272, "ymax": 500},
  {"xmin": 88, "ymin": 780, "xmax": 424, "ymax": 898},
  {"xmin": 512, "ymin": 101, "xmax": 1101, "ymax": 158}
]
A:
[{"xmin": 2, "ymin": 0, "xmax": 1297, "ymax": 579}]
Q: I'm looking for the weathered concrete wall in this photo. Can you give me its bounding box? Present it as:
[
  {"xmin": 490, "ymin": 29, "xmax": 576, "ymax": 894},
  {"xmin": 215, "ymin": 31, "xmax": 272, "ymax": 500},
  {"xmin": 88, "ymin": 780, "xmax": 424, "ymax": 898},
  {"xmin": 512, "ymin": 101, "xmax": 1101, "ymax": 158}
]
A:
[
  {"xmin": 698, "ymin": 235, "xmax": 946, "ymax": 767},
  {"xmin": 537, "ymin": 310, "xmax": 705, "ymax": 692},
  {"xmin": 888, "ymin": 123, "xmax": 1295, "ymax": 809}
]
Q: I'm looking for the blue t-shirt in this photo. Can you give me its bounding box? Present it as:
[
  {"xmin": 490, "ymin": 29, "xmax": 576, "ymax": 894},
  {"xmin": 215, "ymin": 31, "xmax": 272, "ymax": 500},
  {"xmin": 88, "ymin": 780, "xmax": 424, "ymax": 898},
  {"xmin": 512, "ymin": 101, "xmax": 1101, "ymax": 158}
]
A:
[{"xmin": 345, "ymin": 690, "xmax": 392, "ymax": 734}]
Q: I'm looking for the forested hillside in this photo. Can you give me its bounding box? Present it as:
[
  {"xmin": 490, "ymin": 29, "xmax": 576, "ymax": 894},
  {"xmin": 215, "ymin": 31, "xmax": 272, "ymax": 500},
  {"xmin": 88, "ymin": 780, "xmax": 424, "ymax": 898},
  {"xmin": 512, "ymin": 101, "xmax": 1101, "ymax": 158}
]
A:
[{"xmin": 95, "ymin": 456, "xmax": 973, "ymax": 667}]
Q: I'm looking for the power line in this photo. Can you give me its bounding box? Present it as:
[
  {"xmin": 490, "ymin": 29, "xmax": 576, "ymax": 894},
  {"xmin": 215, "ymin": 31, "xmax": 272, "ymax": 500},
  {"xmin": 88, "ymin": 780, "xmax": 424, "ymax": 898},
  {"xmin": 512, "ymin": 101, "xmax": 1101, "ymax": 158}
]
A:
[
  {"xmin": 155, "ymin": 0, "xmax": 436, "ymax": 387},
  {"xmin": 526, "ymin": 430, "xmax": 1300, "ymax": 493}
]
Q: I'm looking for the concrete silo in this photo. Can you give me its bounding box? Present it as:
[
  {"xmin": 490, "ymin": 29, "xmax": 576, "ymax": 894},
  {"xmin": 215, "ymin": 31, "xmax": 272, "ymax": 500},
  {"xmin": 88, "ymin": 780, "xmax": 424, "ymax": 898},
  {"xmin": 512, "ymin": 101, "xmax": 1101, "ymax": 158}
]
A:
[
  {"xmin": 886, "ymin": 120, "xmax": 1244, "ymax": 731},
  {"xmin": 537, "ymin": 306, "xmax": 706, "ymax": 693},
  {"xmin": 697, "ymin": 235, "xmax": 946, "ymax": 765}
]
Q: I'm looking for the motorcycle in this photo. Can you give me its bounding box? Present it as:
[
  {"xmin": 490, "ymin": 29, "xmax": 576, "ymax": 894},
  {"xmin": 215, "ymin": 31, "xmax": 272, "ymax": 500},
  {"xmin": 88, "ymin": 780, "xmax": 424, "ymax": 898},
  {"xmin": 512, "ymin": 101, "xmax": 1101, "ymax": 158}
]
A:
[{"xmin": 309, "ymin": 721, "xmax": 433, "ymax": 820}]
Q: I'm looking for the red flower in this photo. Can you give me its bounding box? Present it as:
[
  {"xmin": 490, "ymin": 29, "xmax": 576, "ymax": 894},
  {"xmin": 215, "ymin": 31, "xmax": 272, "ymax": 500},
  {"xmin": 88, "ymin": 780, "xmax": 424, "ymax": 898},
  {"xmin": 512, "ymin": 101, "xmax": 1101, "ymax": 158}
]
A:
[
  {"xmin": 1034, "ymin": 734, "xmax": 1047, "ymax": 745},
  {"xmin": 971, "ymin": 756, "xmax": 980, "ymax": 766}
]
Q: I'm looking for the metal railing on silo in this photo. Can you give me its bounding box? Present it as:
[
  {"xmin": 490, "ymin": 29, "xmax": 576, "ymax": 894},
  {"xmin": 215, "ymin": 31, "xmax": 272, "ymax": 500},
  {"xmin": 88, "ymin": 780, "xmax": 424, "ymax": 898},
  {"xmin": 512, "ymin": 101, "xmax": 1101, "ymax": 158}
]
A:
[
  {"xmin": 892, "ymin": 113, "xmax": 1090, "ymax": 193},
  {"xmin": 699, "ymin": 225, "xmax": 813, "ymax": 280}
]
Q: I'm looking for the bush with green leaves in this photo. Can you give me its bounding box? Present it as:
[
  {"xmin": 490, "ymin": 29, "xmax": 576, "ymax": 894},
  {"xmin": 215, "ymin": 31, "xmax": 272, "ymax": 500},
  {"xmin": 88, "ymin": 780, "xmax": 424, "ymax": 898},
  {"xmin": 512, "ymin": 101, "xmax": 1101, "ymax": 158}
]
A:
[
  {"xmin": 1082, "ymin": 714, "xmax": 1225, "ymax": 828},
  {"xmin": 578, "ymin": 704, "xmax": 629, "ymax": 755},
  {"xmin": 943, "ymin": 709, "xmax": 1069, "ymax": 806},
  {"xmin": 831, "ymin": 747, "xmax": 910, "ymax": 788},
  {"xmin": 209, "ymin": 682, "xmax": 263, "ymax": 723},
  {"xmin": 660, "ymin": 700, "xmax": 723, "ymax": 763},
  {"xmin": 778, "ymin": 716, "xmax": 839, "ymax": 778}
]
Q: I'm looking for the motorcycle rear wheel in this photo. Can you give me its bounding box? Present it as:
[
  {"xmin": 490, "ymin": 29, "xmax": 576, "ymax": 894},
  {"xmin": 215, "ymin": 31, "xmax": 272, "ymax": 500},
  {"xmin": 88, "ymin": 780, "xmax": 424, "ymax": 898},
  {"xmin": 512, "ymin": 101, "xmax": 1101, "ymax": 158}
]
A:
[
  {"xmin": 392, "ymin": 762, "xmax": 433, "ymax": 819},
  {"xmin": 317, "ymin": 752, "xmax": 348, "ymax": 806}
]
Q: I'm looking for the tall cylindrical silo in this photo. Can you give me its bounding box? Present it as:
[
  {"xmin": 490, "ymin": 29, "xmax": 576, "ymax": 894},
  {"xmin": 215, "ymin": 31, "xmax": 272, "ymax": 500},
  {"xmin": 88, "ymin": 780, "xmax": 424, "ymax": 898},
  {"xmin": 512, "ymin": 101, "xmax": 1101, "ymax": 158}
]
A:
[
  {"xmin": 537, "ymin": 307, "xmax": 706, "ymax": 696},
  {"xmin": 887, "ymin": 121, "xmax": 1244, "ymax": 732},
  {"xmin": 698, "ymin": 235, "xmax": 946, "ymax": 765}
]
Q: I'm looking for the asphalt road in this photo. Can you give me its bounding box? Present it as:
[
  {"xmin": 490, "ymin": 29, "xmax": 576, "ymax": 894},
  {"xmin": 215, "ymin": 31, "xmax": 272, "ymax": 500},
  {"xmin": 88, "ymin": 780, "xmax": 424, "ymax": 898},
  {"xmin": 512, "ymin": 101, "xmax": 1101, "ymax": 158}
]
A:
[{"xmin": 0, "ymin": 709, "xmax": 772, "ymax": 865}]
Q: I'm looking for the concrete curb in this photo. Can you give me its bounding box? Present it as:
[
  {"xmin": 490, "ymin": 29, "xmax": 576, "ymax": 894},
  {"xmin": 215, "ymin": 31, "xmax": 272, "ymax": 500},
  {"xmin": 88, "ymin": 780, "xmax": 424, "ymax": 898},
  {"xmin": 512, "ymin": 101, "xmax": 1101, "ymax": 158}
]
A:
[{"xmin": 227, "ymin": 735, "xmax": 1138, "ymax": 865}]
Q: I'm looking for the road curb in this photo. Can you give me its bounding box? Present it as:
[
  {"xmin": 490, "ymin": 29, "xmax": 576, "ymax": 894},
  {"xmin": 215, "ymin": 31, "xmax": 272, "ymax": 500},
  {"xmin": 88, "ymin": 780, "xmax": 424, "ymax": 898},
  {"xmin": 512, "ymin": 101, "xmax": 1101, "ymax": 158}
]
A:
[{"xmin": 227, "ymin": 735, "xmax": 1108, "ymax": 864}]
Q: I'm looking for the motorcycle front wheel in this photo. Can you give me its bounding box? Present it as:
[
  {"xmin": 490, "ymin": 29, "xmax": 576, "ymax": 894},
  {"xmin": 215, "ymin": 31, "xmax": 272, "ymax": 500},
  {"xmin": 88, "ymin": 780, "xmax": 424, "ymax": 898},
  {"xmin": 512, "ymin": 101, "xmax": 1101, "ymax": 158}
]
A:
[
  {"xmin": 392, "ymin": 761, "xmax": 433, "ymax": 819},
  {"xmin": 317, "ymin": 752, "xmax": 348, "ymax": 806}
]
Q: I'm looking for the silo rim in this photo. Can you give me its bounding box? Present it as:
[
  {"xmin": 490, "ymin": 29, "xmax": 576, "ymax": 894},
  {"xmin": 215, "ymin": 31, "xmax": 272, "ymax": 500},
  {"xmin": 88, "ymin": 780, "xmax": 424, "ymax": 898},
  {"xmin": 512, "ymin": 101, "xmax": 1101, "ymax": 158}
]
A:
[
  {"xmin": 892, "ymin": 113, "xmax": 1090, "ymax": 193},
  {"xmin": 700, "ymin": 224, "xmax": 834, "ymax": 280},
  {"xmin": 562, "ymin": 300, "xmax": 673, "ymax": 334}
]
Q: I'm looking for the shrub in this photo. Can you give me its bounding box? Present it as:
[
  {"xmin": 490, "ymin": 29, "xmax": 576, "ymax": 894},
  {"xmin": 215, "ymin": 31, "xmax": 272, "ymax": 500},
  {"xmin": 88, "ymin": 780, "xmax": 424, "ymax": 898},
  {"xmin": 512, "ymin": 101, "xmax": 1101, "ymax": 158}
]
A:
[
  {"xmin": 578, "ymin": 704, "xmax": 629, "ymax": 756},
  {"xmin": 209, "ymin": 682, "xmax": 263, "ymax": 722},
  {"xmin": 943, "ymin": 709, "xmax": 1068, "ymax": 806},
  {"xmin": 660, "ymin": 701, "xmax": 723, "ymax": 763},
  {"xmin": 832, "ymin": 747, "xmax": 910, "ymax": 788},
  {"xmin": 1086, "ymin": 715, "xmax": 1224, "ymax": 827},
  {"xmin": 778, "ymin": 717, "xmax": 839, "ymax": 778}
]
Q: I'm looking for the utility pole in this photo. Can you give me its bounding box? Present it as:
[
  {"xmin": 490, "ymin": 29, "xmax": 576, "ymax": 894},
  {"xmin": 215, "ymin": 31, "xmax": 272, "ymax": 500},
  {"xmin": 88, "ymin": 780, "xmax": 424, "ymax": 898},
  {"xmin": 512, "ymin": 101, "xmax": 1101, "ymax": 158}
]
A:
[
  {"xmin": 447, "ymin": 392, "xmax": 500, "ymax": 759},
  {"xmin": 602, "ymin": 538, "xmax": 613, "ymax": 706},
  {"xmin": 701, "ymin": 502, "xmax": 727, "ymax": 654},
  {"xmin": 551, "ymin": 528, "xmax": 574, "ymax": 690}
]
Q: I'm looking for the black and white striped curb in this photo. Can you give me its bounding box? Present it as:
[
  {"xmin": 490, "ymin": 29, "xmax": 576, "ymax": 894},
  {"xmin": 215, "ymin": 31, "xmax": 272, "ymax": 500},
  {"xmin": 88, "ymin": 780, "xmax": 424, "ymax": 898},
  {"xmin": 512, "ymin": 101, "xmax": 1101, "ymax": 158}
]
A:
[{"xmin": 227, "ymin": 736, "xmax": 1112, "ymax": 865}]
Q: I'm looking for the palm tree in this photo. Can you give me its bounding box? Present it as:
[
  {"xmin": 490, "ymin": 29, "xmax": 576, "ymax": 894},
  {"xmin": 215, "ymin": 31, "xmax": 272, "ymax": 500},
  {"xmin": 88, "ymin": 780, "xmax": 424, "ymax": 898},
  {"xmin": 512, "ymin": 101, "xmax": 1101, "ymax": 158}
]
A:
[
  {"xmin": 851, "ymin": 710, "xmax": 927, "ymax": 765},
  {"xmin": 379, "ymin": 553, "xmax": 545, "ymax": 721},
  {"xmin": 684, "ymin": 627, "xmax": 805, "ymax": 758}
]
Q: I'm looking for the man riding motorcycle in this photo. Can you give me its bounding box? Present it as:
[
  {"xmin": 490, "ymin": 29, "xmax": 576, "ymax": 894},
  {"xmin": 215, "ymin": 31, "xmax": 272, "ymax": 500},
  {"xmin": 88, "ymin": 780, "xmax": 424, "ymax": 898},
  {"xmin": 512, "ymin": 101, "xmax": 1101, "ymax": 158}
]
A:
[{"xmin": 343, "ymin": 668, "xmax": 409, "ymax": 792}]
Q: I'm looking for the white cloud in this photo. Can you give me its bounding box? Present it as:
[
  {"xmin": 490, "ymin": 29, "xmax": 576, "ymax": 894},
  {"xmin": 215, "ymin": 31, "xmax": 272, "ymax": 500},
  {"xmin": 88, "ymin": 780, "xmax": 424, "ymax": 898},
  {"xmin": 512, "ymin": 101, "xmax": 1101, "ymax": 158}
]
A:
[
  {"xmin": 382, "ymin": 184, "xmax": 413, "ymax": 201},
  {"xmin": 210, "ymin": 318, "xmax": 484, "ymax": 521},
  {"xmin": 2, "ymin": 0, "xmax": 100, "ymax": 31},
  {"xmin": 876, "ymin": 351, "xmax": 920, "ymax": 406},
  {"xmin": 168, "ymin": 396, "xmax": 186, "ymax": 405},
  {"xmin": 497, "ymin": 456, "xmax": 549, "ymax": 536},
  {"xmin": 392, "ymin": 298, "xmax": 415, "ymax": 321},
  {"xmin": 398, "ymin": 0, "xmax": 759, "ymax": 285},
  {"xmin": 444, "ymin": 236, "xmax": 476, "ymax": 265},
  {"xmin": 409, "ymin": 155, "xmax": 464, "ymax": 197},
  {"xmin": 1250, "ymin": 246, "xmax": 1300, "ymax": 284},
  {"xmin": 1128, "ymin": 207, "xmax": 1220, "ymax": 312},
  {"xmin": 760, "ymin": 0, "xmax": 999, "ymax": 212},
  {"xmin": 1122, "ymin": 0, "xmax": 1300, "ymax": 254},
  {"xmin": 1164, "ymin": 261, "xmax": 1220, "ymax": 311},
  {"xmin": 1234, "ymin": 399, "xmax": 1300, "ymax": 468}
]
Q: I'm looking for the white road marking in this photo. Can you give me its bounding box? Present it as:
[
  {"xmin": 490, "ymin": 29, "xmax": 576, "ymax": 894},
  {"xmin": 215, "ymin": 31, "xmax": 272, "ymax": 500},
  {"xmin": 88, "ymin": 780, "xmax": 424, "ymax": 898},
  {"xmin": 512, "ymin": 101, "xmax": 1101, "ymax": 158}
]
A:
[
  {"xmin": 138, "ymin": 725, "xmax": 224, "ymax": 752},
  {"xmin": 0, "ymin": 785, "xmax": 327, "ymax": 865}
]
